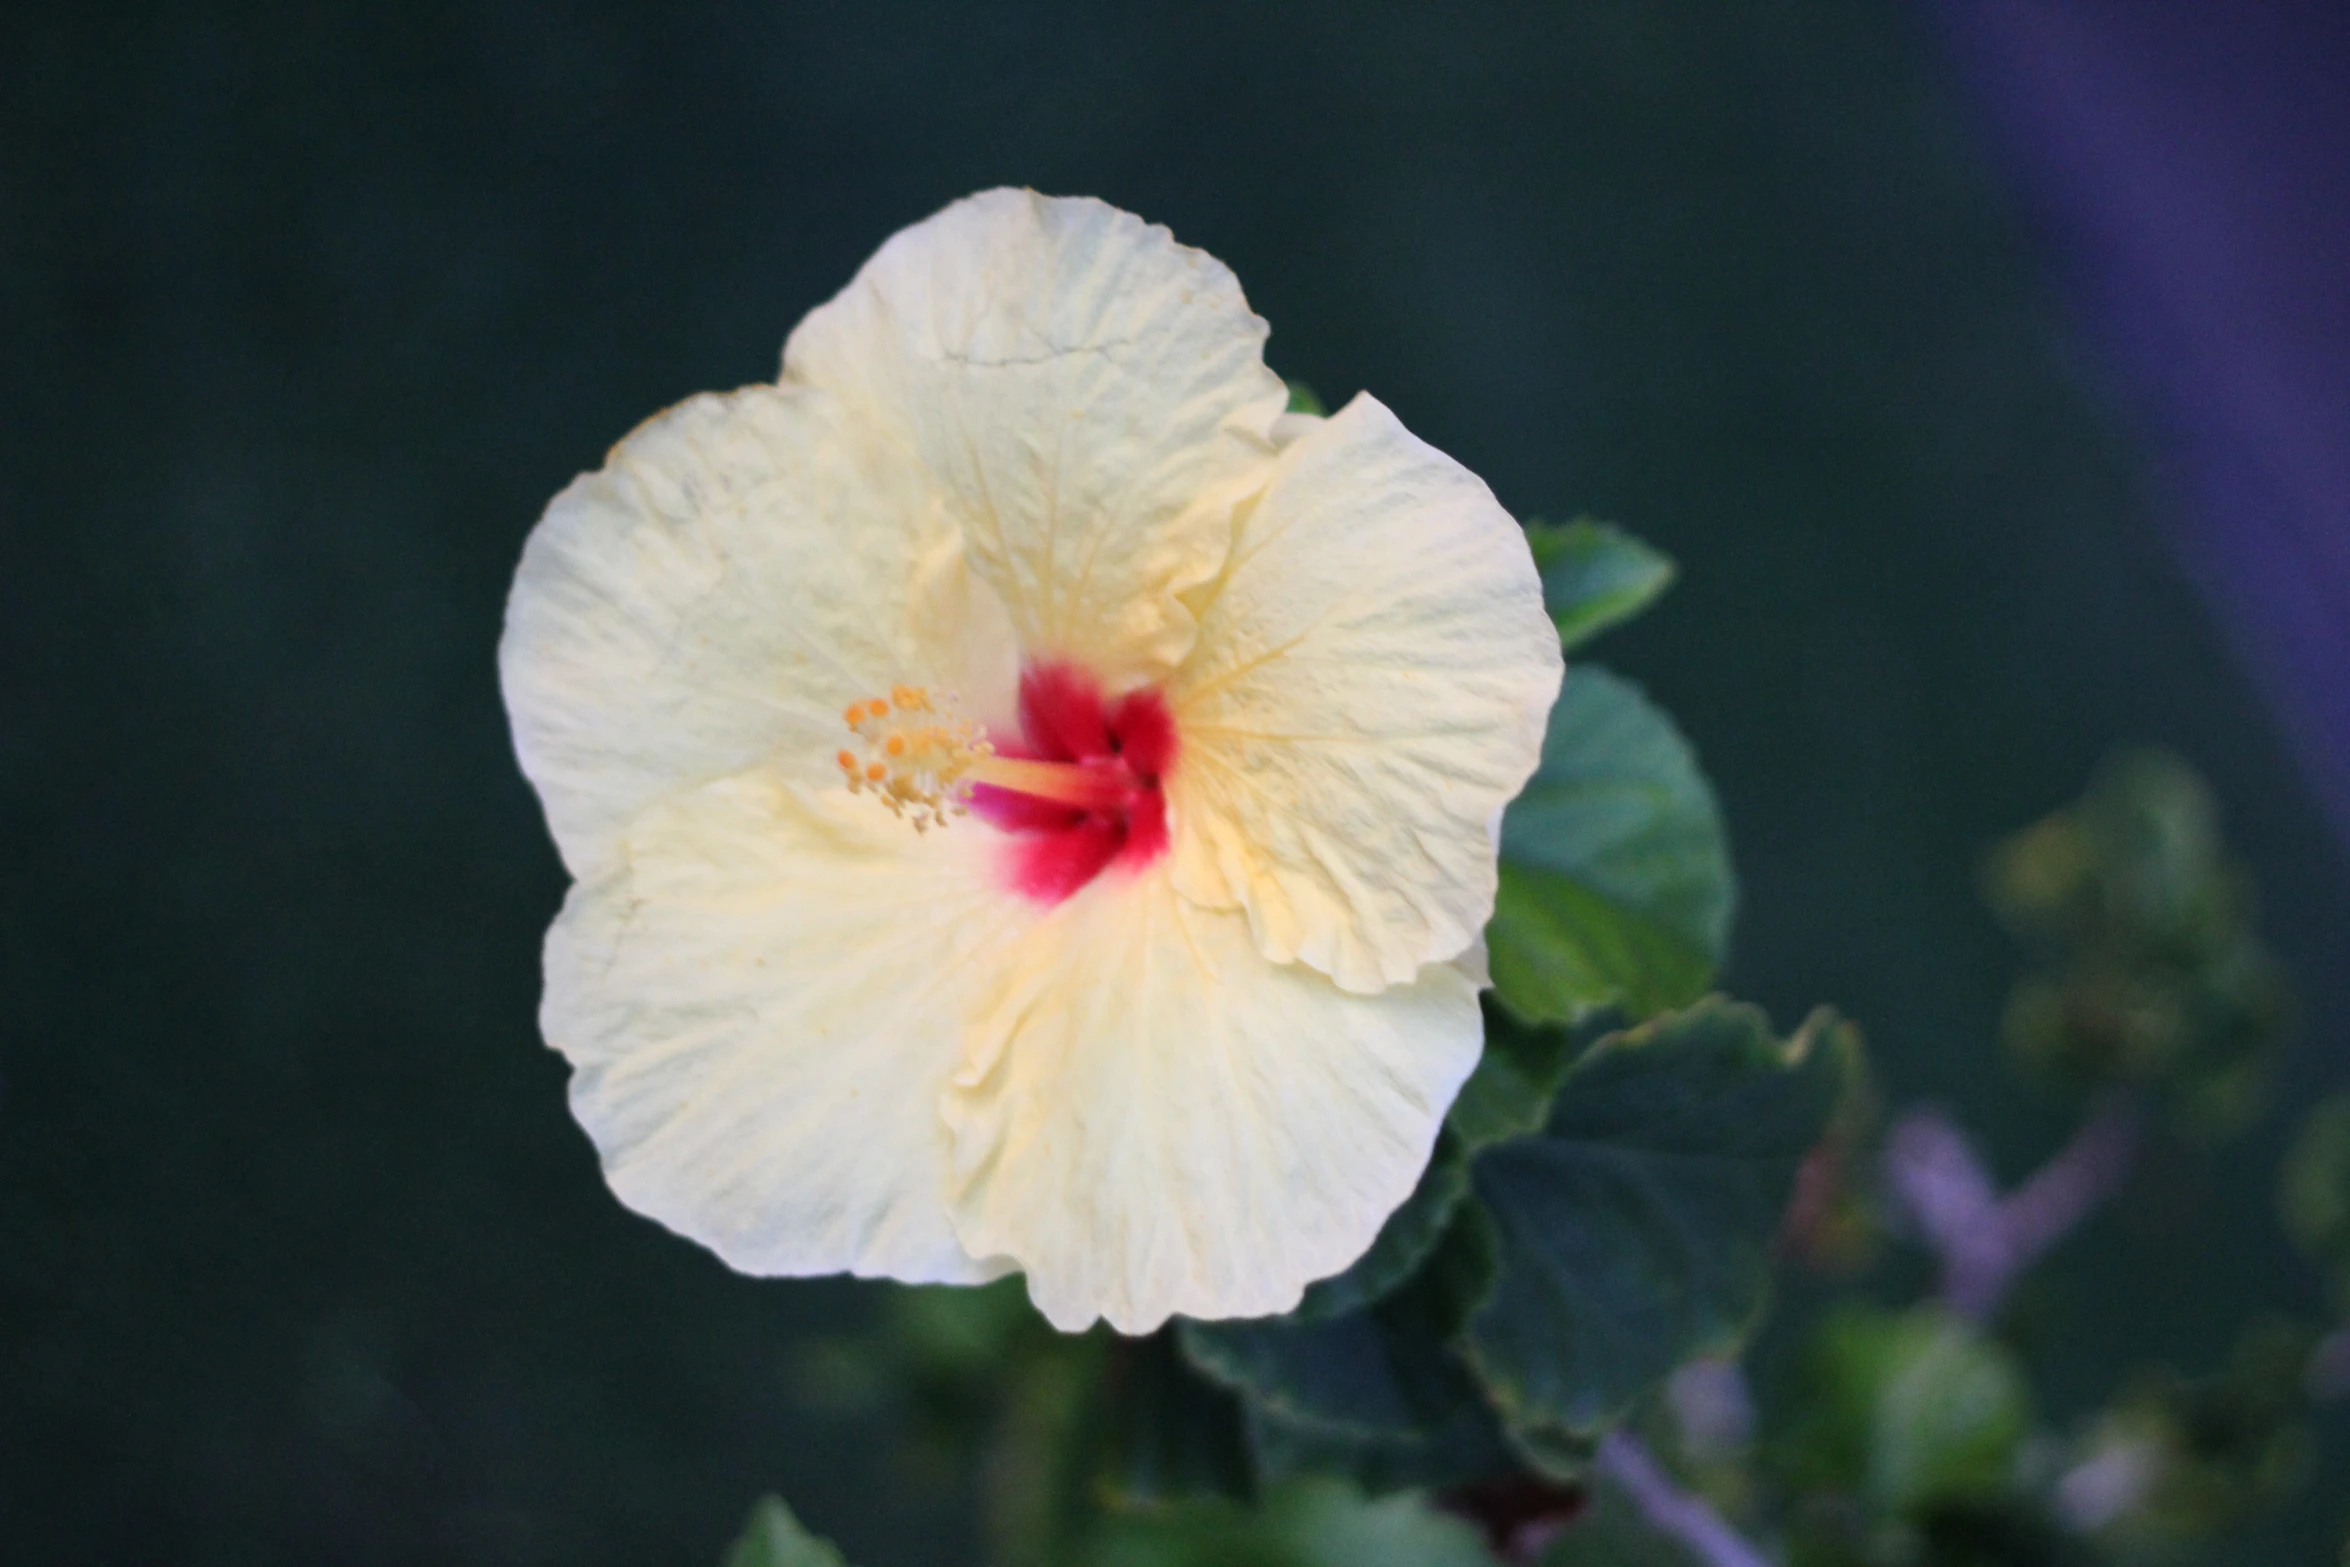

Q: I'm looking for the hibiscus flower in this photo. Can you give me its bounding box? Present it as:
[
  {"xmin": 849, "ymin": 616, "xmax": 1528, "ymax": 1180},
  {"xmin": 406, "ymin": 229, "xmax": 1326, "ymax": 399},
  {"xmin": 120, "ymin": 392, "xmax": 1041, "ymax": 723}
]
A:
[{"xmin": 500, "ymin": 190, "xmax": 1563, "ymax": 1333}]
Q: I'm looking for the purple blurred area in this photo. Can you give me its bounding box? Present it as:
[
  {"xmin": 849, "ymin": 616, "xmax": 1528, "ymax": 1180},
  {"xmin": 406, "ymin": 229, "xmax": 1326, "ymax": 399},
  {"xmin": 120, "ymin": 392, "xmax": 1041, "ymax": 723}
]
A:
[{"xmin": 1927, "ymin": 0, "xmax": 2350, "ymax": 849}]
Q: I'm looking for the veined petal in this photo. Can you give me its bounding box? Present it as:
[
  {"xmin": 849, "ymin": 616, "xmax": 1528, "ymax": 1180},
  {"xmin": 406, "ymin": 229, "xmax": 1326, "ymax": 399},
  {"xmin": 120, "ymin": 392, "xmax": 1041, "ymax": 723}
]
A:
[
  {"xmin": 501, "ymin": 383, "xmax": 1018, "ymax": 877},
  {"xmin": 783, "ymin": 189, "xmax": 1290, "ymax": 687},
  {"xmin": 546, "ymin": 772, "xmax": 1037, "ymax": 1285},
  {"xmin": 1165, "ymin": 395, "xmax": 1564, "ymax": 992},
  {"xmin": 942, "ymin": 867, "xmax": 1483, "ymax": 1334}
]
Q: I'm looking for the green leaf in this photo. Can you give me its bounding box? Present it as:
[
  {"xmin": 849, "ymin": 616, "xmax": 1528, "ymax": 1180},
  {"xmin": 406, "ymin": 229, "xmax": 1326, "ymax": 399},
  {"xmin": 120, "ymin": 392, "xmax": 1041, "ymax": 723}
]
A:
[
  {"xmin": 1488, "ymin": 667, "xmax": 1733, "ymax": 1026},
  {"xmin": 1185, "ymin": 1308, "xmax": 1456, "ymax": 1443},
  {"xmin": 1463, "ymin": 1001, "xmax": 1849, "ymax": 1444},
  {"xmin": 722, "ymin": 1497, "xmax": 853, "ymax": 1567},
  {"xmin": 1782, "ymin": 1306, "xmax": 2030, "ymax": 1517},
  {"xmin": 1098, "ymin": 1330, "xmax": 1257, "ymax": 1510},
  {"xmin": 1541, "ymin": 1476, "xmax": 1708, "ymax": 1567},
  {"xmin": 1181, "ymin": 1214, "xmax": 1494, "ymax": 1437},
  {"xmin": 1244, "ymin": 1402, "xmax": 1518, "ymax": 1498},
  {"xmin": 1084, "ymin": 1477, "xmax": 1494, "ymax": 1567},
  {"xmin": 883, "ymin": 1274, "xmax": 1041, "ymax": 1377},
  {"xmin": 1263, "ymin": 1479, "xmax": 1495, "ymax": 1567},
  {"xmin": 1446, "ymin": 1004, "xmax": 1612, "ymax": 1152},
  {"xmin": 1284, "ymin": 380, "xmax": 1327, "ymax": 416},
  {"xmin": 1524, "ymin": 518, "xmax": 1676, "ymax": 650},
  {"xmin": 1182, "ymin": 1213, "xmax": 1521, "ymax": 1493}
]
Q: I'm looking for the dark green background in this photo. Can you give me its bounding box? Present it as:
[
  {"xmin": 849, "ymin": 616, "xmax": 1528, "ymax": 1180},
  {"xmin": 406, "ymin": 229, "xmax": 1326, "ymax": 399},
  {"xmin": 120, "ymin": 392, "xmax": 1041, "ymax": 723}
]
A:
[{"xmin": 5, "ymin": 2, "xmax": 2344, "ymax": 1563}]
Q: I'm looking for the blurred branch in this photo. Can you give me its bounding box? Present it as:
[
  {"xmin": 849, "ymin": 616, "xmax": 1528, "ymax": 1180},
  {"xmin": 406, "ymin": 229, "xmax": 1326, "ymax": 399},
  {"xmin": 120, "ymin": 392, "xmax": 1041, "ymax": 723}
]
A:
[
  {"xmin": 1595, "ymin": 1432, "xmax": 1773, "ymax": 1567},
  {"xmin": 1885, "ymin": 1091, "xmax": 2141, "ymax": 1321}
]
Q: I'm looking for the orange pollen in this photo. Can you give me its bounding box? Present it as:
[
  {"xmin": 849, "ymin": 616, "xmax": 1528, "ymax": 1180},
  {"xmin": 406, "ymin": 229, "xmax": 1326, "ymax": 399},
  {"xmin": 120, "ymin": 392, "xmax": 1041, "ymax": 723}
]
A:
[
  {"xmin": 838, "ymin": 684, "xmax": 992, "ymax": 833},
  {"xmin": 838, "ymin": 681, "xmax": 1148, "ymax": 832}
]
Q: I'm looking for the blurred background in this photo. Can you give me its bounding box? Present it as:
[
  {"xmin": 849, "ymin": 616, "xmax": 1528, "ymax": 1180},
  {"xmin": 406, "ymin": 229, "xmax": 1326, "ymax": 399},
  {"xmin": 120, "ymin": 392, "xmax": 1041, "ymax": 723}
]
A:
[{"xmin": 3, "ymin": 2, "xmax": 2345, "ymax": 1562}]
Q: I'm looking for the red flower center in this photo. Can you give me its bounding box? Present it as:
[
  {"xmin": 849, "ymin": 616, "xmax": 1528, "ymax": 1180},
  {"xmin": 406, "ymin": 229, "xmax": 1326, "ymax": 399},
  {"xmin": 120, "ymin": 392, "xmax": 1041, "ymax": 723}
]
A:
[{"xmin": 969, "ymin": 663, "xmax": 1176, "ymax": 903}]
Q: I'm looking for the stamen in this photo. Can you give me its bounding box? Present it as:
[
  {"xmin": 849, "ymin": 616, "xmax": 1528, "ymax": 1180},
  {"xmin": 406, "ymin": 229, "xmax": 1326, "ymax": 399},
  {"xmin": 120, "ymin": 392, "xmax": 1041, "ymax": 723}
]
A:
[
  {"xmin": 838, "ymin": 684, "xmax": 992, "ymax": 833},
  {"xmin": 837, "ymin": 681, "xmax": 1153, "ymax": 833},
  {"xmin": 963, "ymin": 754, "xmax": 1134, "ymax": 811}
]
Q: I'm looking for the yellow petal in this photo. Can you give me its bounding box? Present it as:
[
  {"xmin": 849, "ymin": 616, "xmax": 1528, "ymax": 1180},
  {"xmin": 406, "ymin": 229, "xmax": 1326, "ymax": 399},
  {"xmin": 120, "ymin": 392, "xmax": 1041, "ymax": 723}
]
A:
[
  {"xmin": 501, "ymin": 383, "xmax": 1018, "ymax": 877},
  {"xmin": 783, "ymin": 189, "xmax": 1289, "ymax": 686},
  {"xmin": 1165, "ymin": 395, "xmax": 1564, "ymax": 992},
  {"xmin": 943, "ymin": 868, "xmax": 1482, "ymax": 1333},
  {"xmin": 545, "ymin": 772, "xmax": 1036, "ymax": 1285}
]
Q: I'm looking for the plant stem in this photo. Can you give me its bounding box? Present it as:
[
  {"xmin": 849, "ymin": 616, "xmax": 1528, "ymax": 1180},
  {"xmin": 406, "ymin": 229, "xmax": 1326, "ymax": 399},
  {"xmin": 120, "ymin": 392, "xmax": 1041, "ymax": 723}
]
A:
[
  {"xmin": 1884, "ymin": 1090, "xmax": 2141, "ymax": 1320},
  {"xmin": 1596, "ymin": 1432, "xmax": 1774, "ymax": 1567}
]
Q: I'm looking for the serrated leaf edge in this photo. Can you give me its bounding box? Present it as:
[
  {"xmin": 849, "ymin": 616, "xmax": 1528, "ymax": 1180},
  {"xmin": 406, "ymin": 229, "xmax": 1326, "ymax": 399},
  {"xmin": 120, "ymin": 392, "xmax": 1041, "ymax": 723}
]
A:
[{"xmin": 1454, "ymin": 1001, "xmax": 1852, "ymax": 1450}]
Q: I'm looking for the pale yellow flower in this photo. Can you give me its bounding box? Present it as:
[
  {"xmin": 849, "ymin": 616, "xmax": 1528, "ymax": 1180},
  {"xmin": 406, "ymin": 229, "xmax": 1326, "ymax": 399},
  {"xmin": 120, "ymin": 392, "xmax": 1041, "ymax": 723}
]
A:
[{"xmin": 500, "ymin": 190, "xmax": 1562, "ymax": 1333}]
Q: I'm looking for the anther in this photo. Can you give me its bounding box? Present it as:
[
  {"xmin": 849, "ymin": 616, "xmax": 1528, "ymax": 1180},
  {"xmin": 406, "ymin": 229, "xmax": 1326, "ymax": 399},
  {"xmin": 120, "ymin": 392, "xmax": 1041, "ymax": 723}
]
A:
[
  {"xmin": 838, "ymin": 679, "xmax": 1153, "ymax": 834},
  {"xmin": 837, "ymin": 683, "xmax": 988, "ymax": 831}
]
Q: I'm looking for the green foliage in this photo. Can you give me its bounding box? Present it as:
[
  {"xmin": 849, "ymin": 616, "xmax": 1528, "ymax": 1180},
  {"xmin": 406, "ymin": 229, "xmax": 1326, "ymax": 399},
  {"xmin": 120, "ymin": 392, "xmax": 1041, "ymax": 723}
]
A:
[
  {"xmin": 1081, "ymin": 1479, "xmax": 1492, "ymax": 1567},
  {"xmin": 2063, "ymin": 1320, "xmax": 2319, "ymax": 1550},
  {"xmin": 1778, "ymin": 1307, "xmax": 2031, "ymax": 1520},
  {"xmin": 2281, "ymin": 1093, "xmax": 2350, "ymax": 1320},
  {"xmin": 1177, "ymin": 999, "xmax": 1846, "ymax": 1501},
  {"xmin": 1446, "ymin": 1003, "xmax": 1606, "ymax": 1151},
  {"xmin": 1523, "ymin": 517, "xmax": 1679, "ymax": 651},
  {"xmin": 1764, "ymin": 1308, "xmax": 2068, "ymax": 1567},
  {"xmin": 1542, "ymin": 1477, "xmax": 1708, "ymax": 1567},
  {"xmin": 1986, "ymin": 749, "xmax": 2292, "ymax": 1136},
  {"xmin": 1181, "ymin": 1214, "xmax": 1513, "ymax": 1492},
  {"xmin": 1242, "ymin": 1397, "xmax": 1517, "ymax": 1498},
  {"xmin": 1489, "ymin": 666, "xmax": 1735, "ymax": 1025},
  {"xmin": 1282, "ymin": 380, "xmax": 1326, "ymax": 416},
  {"xmin": 722, "ymin": 1497, "xmax": 855, "ymax": 1567},
  {"xmin": 1466, "ymin": 1002, "xmax": 1852, "ymax": 1453},
  {"xmin": 890, "ymin": 1272, "xmax": 1051, "ymax": 1380},
  {"xmin": 794, "ymin": 1274, "xmax": 1076, "ymax": 1499},
  {"xmin": 985, "ymin": 1351, "xmax": 1102, "ymax": 1567},
  {"xmin": 1097, "ymin": 1332, "xmax": 1257, "ymax": 1511}
]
